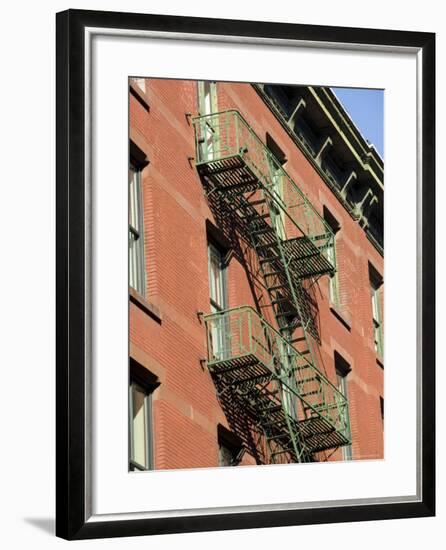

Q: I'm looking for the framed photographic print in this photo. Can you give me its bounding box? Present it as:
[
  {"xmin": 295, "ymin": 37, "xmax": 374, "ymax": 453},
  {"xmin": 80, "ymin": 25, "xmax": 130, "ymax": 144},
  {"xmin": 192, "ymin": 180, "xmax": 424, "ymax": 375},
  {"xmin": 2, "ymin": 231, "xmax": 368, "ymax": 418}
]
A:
[{"xmin": 56, "ymin": 9, "xmax": 435, "ymax": 540}]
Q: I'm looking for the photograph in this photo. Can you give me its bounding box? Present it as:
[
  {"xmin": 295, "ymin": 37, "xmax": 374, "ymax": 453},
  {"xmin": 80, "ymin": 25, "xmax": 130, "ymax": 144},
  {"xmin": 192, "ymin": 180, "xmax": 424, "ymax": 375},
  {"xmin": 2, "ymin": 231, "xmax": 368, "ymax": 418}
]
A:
[{"xmin": 128, "ymin": 78, "xmax": 385, "ymax": 470}]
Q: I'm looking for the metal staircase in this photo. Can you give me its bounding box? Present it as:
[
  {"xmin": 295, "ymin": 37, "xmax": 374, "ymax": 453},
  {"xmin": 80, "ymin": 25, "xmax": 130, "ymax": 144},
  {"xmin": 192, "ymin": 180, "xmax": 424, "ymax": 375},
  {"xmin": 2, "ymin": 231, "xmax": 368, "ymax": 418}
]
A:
[
  {"xmin": 193, "ymin": 109, "xmax": 351, "ymax": 463},
  {"xmin": 204, "ymin": 307, "xmax": 350, "ymax": 463}
]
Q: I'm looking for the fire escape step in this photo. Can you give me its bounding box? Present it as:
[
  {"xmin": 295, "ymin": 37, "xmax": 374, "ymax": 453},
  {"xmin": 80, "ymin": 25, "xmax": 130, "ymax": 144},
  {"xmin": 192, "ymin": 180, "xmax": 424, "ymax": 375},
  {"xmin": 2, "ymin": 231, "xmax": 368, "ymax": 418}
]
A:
[
  {"xmin": 258, "ymin": 404, "xmax": 283, "ymax": 413},
  {"xmin": 251, "ymin": 228, "xmax": 274, "ymax": 236},
  {"xmin": 304, "ymin": 403, "xmax": 326, "ymax": 411},
  {"xmin": 264, "ymin": 270, "xmax": 284, "ymax": 278},
  {"xmin": 299, "ymin": 376, "xmax": 319, "ymax": 384},
  {"xmin": 256, "ymin": 243, "xmax": 277, "ymax": 250},
  {"xmin": 271, "ymin": 297, "xmax": 291, "ymax": 305},
  {"xmin": 271, "ymin": 449, "xmax": 295, "ymax": 456},
  {"xmin": 262, "ymin": 420, "xmax": 288, "ymax": 428},
  {"xmin": 268, "ymin": 284, "xmax": 287, "ymax": 291},
  {"xmin": 290, "ymin": 336, "xmax": 306, "ymax": 343},
  {"xmin": 251, "ymin": 212, "xmax": 270, "ymax": 220},
  {"xmin": 234, "ymin": 373, "xmax": 273, "ymax": 385},
  {"xmin": 266, "ymin": 433, "xmax": 289, "ymax": 441},
  {"xmin": 301, "ymin": 390, "xmax": 321, "ymax": 398}
]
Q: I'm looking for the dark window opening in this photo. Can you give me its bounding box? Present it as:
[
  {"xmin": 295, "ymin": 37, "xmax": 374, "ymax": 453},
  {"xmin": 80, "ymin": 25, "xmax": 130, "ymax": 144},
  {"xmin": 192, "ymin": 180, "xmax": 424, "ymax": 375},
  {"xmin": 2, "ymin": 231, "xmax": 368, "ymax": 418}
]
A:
[
  {"xmin": 294, "ymin": 114, "xmax": 320, "ymax": 156},
  {"xmin": 266, "ymin": 133, "xmax": 287, "ymax": 165},
  {"xmin": 321, "ymin": 150, "xmax": 345, "ymax": 190},
  {"xmin": 218, "ymin": 425, "xmax": 243, "ymax": 467}
]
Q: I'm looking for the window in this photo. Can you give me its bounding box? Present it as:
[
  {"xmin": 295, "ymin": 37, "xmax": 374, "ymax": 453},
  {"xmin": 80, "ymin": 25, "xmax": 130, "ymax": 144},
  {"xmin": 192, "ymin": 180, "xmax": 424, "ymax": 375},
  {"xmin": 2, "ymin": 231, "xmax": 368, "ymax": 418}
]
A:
[
  {"xmin": 129, "ymin": 163, "xmax": 146, "ymax": 296},
  {"xmin": 323, "ymin": 207, "xmax": 341, "ymax": 306},
  {"xmin": 266, "ymin": 134, "xmax": 287, "ymax": 240},
  {"xmin": 208, "ymin": 242, "xmax": 227, "ymax": 314},
  {"xmin": 129, "ymin": 362, "xmax": 159, "ymax": 471},
  {"xmin": 380, "ymin": 396, "xmax": 384, "ymax": 423},
  {"xmin": 218, "ymin": 425, "xmax": 243, "ymax": 466},
  {"xmin": 197, "ymin": 81, "xmax": 218, "ymax": 161},
  {"xmin": 208, "ymin": 241, "xmax": 228, "ymax": 360},
  {"xmin": 129, "ymin": 380, "xmax": 154, "ymax": 471},
  {"xmin": 335, "ymin": 352, "xmax": 352, "ymax": 461},
  {"xmin": 369, "ymin": 264, "xmax": 384, "ymax": 357},
  {"xmin": 197, "ymin": 80, "xmax": 218, "ymax": 116}
]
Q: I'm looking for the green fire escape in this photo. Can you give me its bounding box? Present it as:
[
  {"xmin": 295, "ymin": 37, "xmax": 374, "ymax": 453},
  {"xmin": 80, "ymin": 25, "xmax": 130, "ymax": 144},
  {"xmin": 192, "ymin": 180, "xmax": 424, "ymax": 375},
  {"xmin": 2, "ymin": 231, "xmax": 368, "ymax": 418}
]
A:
[{"xmin": 193, "ymin": 109, "xmax": 351, "ymax": 463}]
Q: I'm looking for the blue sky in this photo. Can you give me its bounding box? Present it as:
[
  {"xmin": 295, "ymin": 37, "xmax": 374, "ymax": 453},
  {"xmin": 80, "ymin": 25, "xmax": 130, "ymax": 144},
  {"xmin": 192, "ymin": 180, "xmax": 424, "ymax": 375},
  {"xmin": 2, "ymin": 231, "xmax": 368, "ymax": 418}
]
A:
[{"xmin": 331, "ymin": 87, "xmax": 384, "ymax": 159}]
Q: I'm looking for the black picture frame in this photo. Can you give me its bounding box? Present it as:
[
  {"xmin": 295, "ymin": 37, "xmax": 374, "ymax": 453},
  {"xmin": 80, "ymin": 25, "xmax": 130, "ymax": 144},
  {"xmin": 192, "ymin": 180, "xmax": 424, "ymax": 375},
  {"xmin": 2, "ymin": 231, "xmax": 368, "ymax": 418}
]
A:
[{"xmin": 56, "ymin": 9, "xmax": 435, "ymax": 540}]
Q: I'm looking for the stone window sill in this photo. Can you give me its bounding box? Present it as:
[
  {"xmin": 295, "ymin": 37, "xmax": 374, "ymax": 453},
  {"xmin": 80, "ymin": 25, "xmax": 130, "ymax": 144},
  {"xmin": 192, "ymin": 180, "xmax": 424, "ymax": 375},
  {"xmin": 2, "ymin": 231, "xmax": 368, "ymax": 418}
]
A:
[
  {"xmin": 129, "ymin": 287, "xmax": 162, "ymax": 324},
  {"xmin": 329, "ymin": 303, "xmax": 351, "ymax": 331},
  {"xmin": 129, "ymin": 81, "xmax": 150, "ymax": 112}
]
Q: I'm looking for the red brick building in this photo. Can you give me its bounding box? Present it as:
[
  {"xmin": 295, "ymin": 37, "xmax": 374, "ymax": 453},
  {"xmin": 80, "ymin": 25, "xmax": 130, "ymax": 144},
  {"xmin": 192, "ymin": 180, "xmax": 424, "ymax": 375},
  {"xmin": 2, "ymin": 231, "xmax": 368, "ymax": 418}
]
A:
[{"xmin": 128, "ymin": 78, "xmax": 384, "ymax": 471}]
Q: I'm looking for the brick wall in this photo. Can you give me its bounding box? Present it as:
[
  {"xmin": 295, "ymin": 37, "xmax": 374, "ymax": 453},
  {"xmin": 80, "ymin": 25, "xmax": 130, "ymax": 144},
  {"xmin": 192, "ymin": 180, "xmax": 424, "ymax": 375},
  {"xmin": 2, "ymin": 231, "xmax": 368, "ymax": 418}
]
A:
[{"xmin": 129, "ymin": 78, "xmax": 384, "ymax": 469}]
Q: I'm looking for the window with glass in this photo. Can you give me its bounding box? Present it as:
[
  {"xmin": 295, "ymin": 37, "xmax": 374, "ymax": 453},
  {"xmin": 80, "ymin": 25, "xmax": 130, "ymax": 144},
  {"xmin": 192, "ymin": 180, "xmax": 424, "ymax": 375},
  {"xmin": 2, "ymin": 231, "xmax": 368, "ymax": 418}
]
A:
[
  {"xmin": 208, "ymin": 242, "xmax": 228, "ymax": 360},
  {"xmin": 323, "ymin": 207, "xmax": 340, "ymax": 306},
  {"xmin": 208, "ymin": 242, "xmax": 227, "ymax": 313},
  {"xmin": 129, "ymin": 163, "xmax": 146, "ymax": 296},
  {"xmin": 197, "ymin": 81, "xmax": 218, "ymax": 161},
  {"xmin": 198, "ymin": 80, "xmax": 218, "ymax": 116},
  {"xmin": 129, "ymin": 380, "xmax": 153, "ymax": 471},
  {"xmin": 369, "ymin": 265, "xmax": 384, "ymax": 357},
  {"xmin": 335, "ymin": 352, "xmax": 352, "ymax": 461},
  {"xmin": 265, "ymin": 134, "xmax": 287, "ymax": 240},
  {"xmin": 268, "ymin": 162, "xmax": 286, "ymax": 240},
  {"xmin": 372, "ymin": 284, "xmax": 383, "ymax": 356}
]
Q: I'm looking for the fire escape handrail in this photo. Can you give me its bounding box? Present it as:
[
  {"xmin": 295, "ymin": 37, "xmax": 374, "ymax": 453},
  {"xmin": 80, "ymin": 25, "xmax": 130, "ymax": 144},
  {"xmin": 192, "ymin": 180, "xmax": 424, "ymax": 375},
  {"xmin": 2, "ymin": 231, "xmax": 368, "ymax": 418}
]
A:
[
  {"xmin": 193, "ymin": 109, "xmax": 335, "ymax": 243},
  {"xmin": 203, "ymin": 305, "xmax": 347, "ymax": 400},
  {"xmin": 203, "ymin": 305, "xmax": 349, "ymax": 432}
]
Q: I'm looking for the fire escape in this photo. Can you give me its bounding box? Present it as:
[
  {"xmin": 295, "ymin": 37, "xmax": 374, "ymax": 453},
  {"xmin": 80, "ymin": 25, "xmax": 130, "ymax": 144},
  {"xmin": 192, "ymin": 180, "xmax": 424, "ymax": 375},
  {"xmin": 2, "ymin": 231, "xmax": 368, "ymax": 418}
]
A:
[{"xmin": 193, "ymin": 109, "xmax": 351, "ymax": 464}]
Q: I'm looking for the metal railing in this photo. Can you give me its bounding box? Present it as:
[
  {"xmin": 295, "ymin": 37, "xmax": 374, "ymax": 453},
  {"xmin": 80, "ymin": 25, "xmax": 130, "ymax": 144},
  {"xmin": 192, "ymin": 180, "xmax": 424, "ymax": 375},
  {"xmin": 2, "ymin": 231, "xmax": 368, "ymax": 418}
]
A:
[
  {"xmin": 203, "ymin": 306, "xmax": 350, "ymax": 442},
  {"xmin": 193, "ymin": 110, "xmax": 336, "ymax": 265}
]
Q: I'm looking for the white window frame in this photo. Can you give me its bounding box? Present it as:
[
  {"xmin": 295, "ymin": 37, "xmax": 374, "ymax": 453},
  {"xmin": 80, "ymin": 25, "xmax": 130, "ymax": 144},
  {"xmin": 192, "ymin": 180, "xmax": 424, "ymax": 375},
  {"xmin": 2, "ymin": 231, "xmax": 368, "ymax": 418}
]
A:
[
  {"xmin": 371, "ymin": 280, "xmax": 384, "ymax": 357},
  {"xmin": 197, "ymin": 81, "xmax": 219, "ymax": 162},
  {"xmin": 327, "ymin": 242, "xmax": 340, "ymax": 306},
  {"xmin": 207, "ymin": 242, "xmax": 228, "ymax": 360},
  {"xmin": 323, "ymin": 208, "xmax": 340, "ymax": 307},
  {"xmin": 129, "ymin": 163, "xmax": 146, "ymax": 297},
  {"xmin": 269, "ymin": 161, "xmax": 287, "ymax": 240},
  {"xmin": 335, "ymin": 357, "xmax": 352, "ymax": 461},
  {"xmin": 129, "ymin": 380, "xmax": 154, "ymax": 471}
]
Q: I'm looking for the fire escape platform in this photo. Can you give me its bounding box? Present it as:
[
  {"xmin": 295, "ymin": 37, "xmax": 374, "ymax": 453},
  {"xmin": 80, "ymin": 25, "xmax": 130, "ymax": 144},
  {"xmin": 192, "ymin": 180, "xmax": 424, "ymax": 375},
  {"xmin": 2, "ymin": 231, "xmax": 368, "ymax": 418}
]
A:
[
  {"xmin": 209, "ymin": 354, "xmax": 347, "ymax": 455},
  {"xmin": 208, "ymin": 353, "xmax": 273, "ymax": 387},
  {"xmin": 197, "ymin": 155, "xmax": 260, "ymax": 194},
  {"xmin": 299, "ymin": 416, "xmax": 350, "ymax": 452}
]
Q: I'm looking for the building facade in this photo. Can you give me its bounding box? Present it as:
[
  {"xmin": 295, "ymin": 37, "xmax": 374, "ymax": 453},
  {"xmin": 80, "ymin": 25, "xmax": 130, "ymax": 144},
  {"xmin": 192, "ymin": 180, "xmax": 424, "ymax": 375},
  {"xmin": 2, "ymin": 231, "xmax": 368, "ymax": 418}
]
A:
[{"xmin": 128, "ymin": 78, "xmax": 384, "ymax": 471}]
